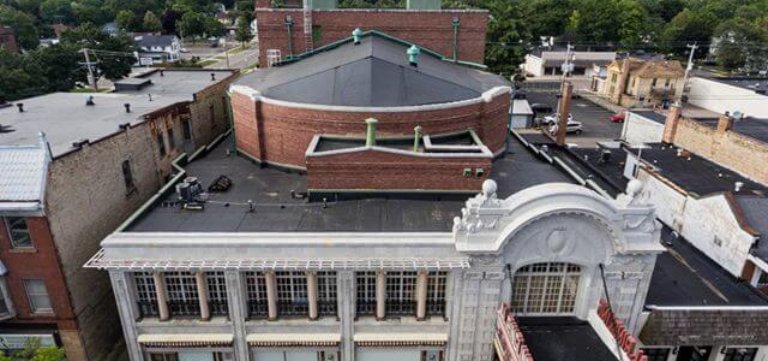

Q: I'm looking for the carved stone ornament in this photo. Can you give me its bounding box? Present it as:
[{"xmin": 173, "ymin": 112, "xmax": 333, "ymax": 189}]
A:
[{"xmin": 453, "ymin": 180, "xmax": 504, "ymax": 234}]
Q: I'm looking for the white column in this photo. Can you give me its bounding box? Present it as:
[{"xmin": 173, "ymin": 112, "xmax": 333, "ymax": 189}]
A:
[
  {"xmin": 110, "ymin": 272, "xmax": 143, "ymax": 361},
  {"xmin": 196, "ymin": 272, "xmax": 210, "ymax": 320},
  {"xmin": 307, "ymin": 272, "xmax": 318, "ymax": 320},
  {"xmin": 266, "ymin": 271, "xmax": 278, "ymax": 320},
  {"xmin": 375, "ymin": 271, "xmax": 386, "ymax": 320},
  {"xmin": 225, "ymin": 271, "xmax": 248, "ymax": 361},
  {"xmin": 416, "ymin": 271, "xmax": 428, "ymax": 320},
  {"xmin": 153, "ymin": 272, "xmax": 170, "ymax": 321}
]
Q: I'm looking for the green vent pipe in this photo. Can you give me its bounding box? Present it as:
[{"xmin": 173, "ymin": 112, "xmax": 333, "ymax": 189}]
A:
[
  {"xmin": 365, "ymin": 118, "xmax": 378, "ymax": 146},
  {"xmin": 413, "ymin": 125, "xmax": 422, "ymax": 152}
]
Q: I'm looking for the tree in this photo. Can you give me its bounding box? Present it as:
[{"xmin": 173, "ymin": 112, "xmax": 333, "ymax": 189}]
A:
[
  {"xmin": 0, "ymin": 6, "xmax": 39, "ymax": 49},
  {"xmin": 204, "ymin": 16, "xmax": 224, "ymax": 37},
  {"xmin": 160, "ymin": 9, "xmax": 183, "ymax": 34},
  {"xmin": 176, "ymin": 11, "xmax": 204, "ymax": 41},
  {"xmin": 143, "ymin": 10, "xmax": 162, "ymax": 32},
  {"xmin": 61, "ymin": 23, "xmax": 136, "ymax": 81},
  {"xmin": 115, "ymin": 9, "xmax": 136, "ymax": 31},
  {"xmin": 234, "ymin": 14, "xmax": 252, "ymax": 47},
  {"xmin": 30, "ymin": 346, "xmax": 66, "ymax": 361},
  {"xmin": 483, "ymin": 0, "xmax": 528, "ymax": 77},
  {"xmin": 29, "ymin": 42, "xmax": 85, "ymax": 91},
  {"xmin": 520, "ymin": 0, "xmax": 571, "ymax": 40},
  {"xmin": 72, "ymin": 0, "xmax": 110, "ymax": 25},
  {"xmin": 39, "ymin": 0, "xmax": 75, "ymax": 24},
  {"xmin": 715, "ymin": 17, "xmax": 768, "ymax": 72},
  {"xmin": 661, "ymin": 8, "xmax": 717, "ymax": 55}
]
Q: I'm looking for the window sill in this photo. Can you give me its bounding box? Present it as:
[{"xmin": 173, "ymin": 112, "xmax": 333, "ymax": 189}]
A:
[
  {"xmin": 246, "ymin": 317, "xmax": 339, "ymax": 326},
  {"xmin": 137, "ymin": 315, "xmax": 231, "ymax": 325},
  {"xmin": 29, "ymin": 311, "xmax": 55, "ymax": 317},
  {"xmin": 9, "ymin": 248, "xmax": 37, "ymax": 254},
  {"xmin": 355, "ymin": 316, "xmax": 448, "ymax": 326}
]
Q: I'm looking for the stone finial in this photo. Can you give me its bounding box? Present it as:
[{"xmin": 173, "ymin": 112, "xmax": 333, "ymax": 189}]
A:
[{"xmin": 482, "ymin": 179, "xmax": 498, "ymax": 198}]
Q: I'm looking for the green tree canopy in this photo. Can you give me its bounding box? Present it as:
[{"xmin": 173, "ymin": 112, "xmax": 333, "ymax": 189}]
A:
[
  {"xmin": 715, "ymin": 17, "xmax": 768, "ymax": 72},
  {"xmin": 0, "ymin": 5, "xmax": 39, "ymax": 49},
  {"xmin": 61, "ymin": 22, "xmax": 136, "ymax": 80},
  {"xmin": 484, "ymin": 0, "xmax": 528, "ymax": 77},
  {"xmin": 39, "ymin": 0, "xmax": 74, "ymax": 23},
  {"xmin": 176, "ymin": 11, "xmax": 204, "ymax": 40},
  {"xmin": 142, "ymin": 10, "xmax": 161, "ymax": 31},
  {"xmin": 115, "ymin": 9, "xmax": 137, "ymax": 31},
  {"xmin": 204, "ymin": 16, "xmax": 224, "ymax": 37},
  {"xmin": 234, "ymin": 14, "xmax": 252, "ymax": 46}
]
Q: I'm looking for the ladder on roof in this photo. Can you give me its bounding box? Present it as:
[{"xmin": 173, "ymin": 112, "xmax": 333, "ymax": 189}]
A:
[{"xmin": 303, "ymin": 0, "xmax": 313, "ymax": 52}]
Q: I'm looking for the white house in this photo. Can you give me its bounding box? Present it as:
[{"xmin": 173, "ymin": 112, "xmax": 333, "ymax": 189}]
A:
[
  {"xmin": 135, "ymin": 35, "xmax": 182, "ymax": 65},
  {"xmin": 523, "ymin": 49, "xmax": 616, "ymax": 77}
]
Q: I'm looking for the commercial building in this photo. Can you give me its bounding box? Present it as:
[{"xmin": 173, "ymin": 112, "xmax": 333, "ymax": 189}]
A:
[
  {"xmin": 523, "ymin": 48, "xmax": 616, "ymax": 77},
  {"xmin": 253, "ymin": 0, "xmax": 488, "ymax": 68},
  {"xmin": 688, "ymin": 77, "xmax": 768, "ymax": 119},
  {"xmin": 0, "ymin": 69, "xmax": 236, "ymax": 360}
]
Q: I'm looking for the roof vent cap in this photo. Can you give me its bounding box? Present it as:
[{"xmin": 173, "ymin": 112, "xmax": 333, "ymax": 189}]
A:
[
  {"xmin": 735, "ymin": 181, "xmax": 744, "ymax": 192},
  {"xmin": 352, "ymin": 28, "xmax": 363, "ymax": 45},
  {"xmin": 407, "ymin": 45, "xmax": 420, "ymax": 67}
]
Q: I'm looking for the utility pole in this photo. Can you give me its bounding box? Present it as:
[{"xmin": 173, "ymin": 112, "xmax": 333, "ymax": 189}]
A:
[
  {"xmin": 680, "ymin": 42, "xmax": 698, "ymax": 103},
  {"xmin": 80, "ymin": 48, "xmax": 98, "ymax": 90},
  {"xmin": 553, "ymin": 43, "xmax": 574, "ymax": 131}
]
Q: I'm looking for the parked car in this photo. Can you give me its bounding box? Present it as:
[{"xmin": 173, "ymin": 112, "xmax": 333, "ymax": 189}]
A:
[
  {"xmin": 530, "ymin": 103, "xmax": 553, "ymax": 114},
  {"xmin": 548, "ymin": 119, "xmax": 583, "ymax": 134},
  {"xmin": 542, "ymin": 113, "xmax": 574, "ymax": 125},
  {"xmin": 610, "ymin": 112, "xmax": 625, "ymax": 123}
]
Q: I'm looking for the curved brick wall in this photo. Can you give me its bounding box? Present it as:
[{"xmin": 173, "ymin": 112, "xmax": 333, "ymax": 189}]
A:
[{"xmin": 231, "ymin": 89, "xmax": 510, "ymax": 168}]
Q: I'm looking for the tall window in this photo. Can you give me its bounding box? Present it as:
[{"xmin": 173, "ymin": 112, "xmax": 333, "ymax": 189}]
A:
[
  {"xmin": 317, "ymin": 272, "xmax": 337, "ymax": 317},
  {"xmin": 511, "ymin": 262, "xmax": 581, "ymax": 314},
  {"xmin": 209, "ymin": 104, "xmax": 215, "ymax": 128},
  {"xmin": 206, "ymin": 272, "xmax": 228, "ymax": 317},
  {"xmin": 5, "ymin": 217, "xmax": 32, "ymax": 249},
  {"xmin": 23, "ymin": 279, "xmax": 52, "ymax": 314},
  {"xmin": 723, "ymin": 348, "xmax": 758, "ymax": 361},
  {"xmin": 427, "ymin": 271, "xmax": 448, "ymax": 318},
  {"xmin": 167, "ymin": 129, "xmax": 175, "ymax": 151},
  {"xmin": 355, "ymin": 272, "xmax": 376, "ymax": 316},
  {"xmin": 134, "ymin": 272, "xmax": 158, "ymax": 317},
  {"xmin": 121, "ymin": 160, "xmax": 135, "ymax": 193},
  {"xmin": 275, "ymin": 271, "xmax": 308, "ymax": 317},
  {"xmin": 156, "ymin": 133, "xmax": 166, "ymax": 158},
  {"xmin": 164, "ymin": 272, "xmax": 200, "ymax": 317},
  {"xmin": 0, "ymin": 278, "xmax": 13, "ymax": 320},
  {"xmin": 181, "ymin": 118, "xmax": 192, "ymax": 140},
  {"xmin": 386, "ymin": 271, "xmax": 417, "ymax": 316},
  {"xmin": 245, "ymin": 272, "xmax": 268, "ymax": 318}
]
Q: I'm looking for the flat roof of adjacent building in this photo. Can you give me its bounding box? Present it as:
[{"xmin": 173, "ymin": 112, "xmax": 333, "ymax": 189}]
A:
[
  {"xmin": 706, "ymin": 77, "xmax": 768, "ymax": 93},
  {"xmin": 0, "ymin": 69, "xmax": 234, "ymax": 157},
  {"xmin": 646, "ymin": 226, "xmax": 768, "ymax": 306},
  {"xmin": 125, "ymin": 134, "xmax": 573, "ymax": 232},
  {"xmin": 690, "ymin": 116, "xmax": 768, "ymax": 144},
  {"xmin": 517, "ymin": 317, "xmax": 618, "ymax": 361},
  {"xmin": 630, "ymin": 111, "xmax": 667, "ymax": 124}
]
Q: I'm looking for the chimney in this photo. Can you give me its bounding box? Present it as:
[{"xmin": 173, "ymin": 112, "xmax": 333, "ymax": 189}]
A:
[
  {"xmin": 407, "ymin": 45, "xmax": 420, "ymax": 67},
  {"xmin": 662, "ymin": 104, "xmax": 681, "ymax": 143},
  {"xmin": 210, "ymin": 72, "xmax": 216, "ymax": 81},
  {"xmin": 555, "ymin": 81, "xmax": 573, "ymax": 146},
  {"xmin": 352, "ymin": 28, "xmax": 363, "ymax": 45},
  {"xmin": 365, "ymin": 118, "xmax": 378, "ymax": 146},
  {"xmin": 16, "ymin": 103, "xmax": 23, "ymax": 112},
  {"xmin": 717, "ymin": 112, "xmax": 734, "ymax": 134},
  {"xmin": 124, "ymin": 103, "xmax": 131, "ymax": 113},
  {"xmin": 613, "ymin": 58, "xmax": 631, "ymax": 104},
  {"xmin": 413, "ymin": 125, "xmax": 422, "ymax": 152}
]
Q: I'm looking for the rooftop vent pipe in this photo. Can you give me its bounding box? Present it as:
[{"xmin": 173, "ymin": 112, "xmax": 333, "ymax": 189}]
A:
[
  {"xmin": 413, "ymin": 125, "xmax": 422, "ymax": 152},
  {"xmin": 407, "ymin": 45, "xmax": 420, "ymax": 67},
  {"xmin": 160, "ymin": 69, "xmax": 164, "ymax": 77},
  {"xmin": 365, "ymin": 118, "xmax": 378, "ymax": 146},
  {"xmin": 353, "ymin": 28, "xmax": 363, "ymax": 45},
  {"xmin": 16, "ymin": 103, "xmax": 23, "ymax": 112},
  {"xmin": 735, "ymin": 181, "xmax": 744, "ymax": 192},
  {"xmin": 124, "ymin": 103, "xmax": 131, "ymax": 113},
  {"xmin": 86, "ymin": 95, "xmax": 95, "ymax": 106},
  {"xmin": 210, "ymin": 72, "xmax": 216, "ymax": 81}
]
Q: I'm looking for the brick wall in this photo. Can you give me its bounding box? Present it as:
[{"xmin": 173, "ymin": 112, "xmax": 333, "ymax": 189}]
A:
[
  {"xmin": 254, "ymin": 8, "xmax": 488, "ymax": 67},
  {"xmin": 306, "ymin": 149, "xmax": 491, "ymax": 190},
  {"xmin": 232, "ymin": 90, "xmax": 509, "ymax": 168},
  {"xmin": 672, "ymin": 118, "xmax": 768, "ymax": 184},
  {"xmin": 0, "ymin": 217, "xmax": 79, "ymax": 353}
]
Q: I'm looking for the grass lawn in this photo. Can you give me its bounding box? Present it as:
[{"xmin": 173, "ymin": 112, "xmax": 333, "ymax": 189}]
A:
[
  {"xmin": 198, "ymin": 59, "xmax": 219, "ymax": 67},
  {"xmin": 69, "ymin": 87, "xmax": 111, "ymax": 93}
]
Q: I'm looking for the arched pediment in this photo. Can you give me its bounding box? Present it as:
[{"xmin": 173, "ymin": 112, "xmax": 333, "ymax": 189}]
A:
[{"xmin": 454, "ymin": 181, "xmax": 663, "ymax": 256}]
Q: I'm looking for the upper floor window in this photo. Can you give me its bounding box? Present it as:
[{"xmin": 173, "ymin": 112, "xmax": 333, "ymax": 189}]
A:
[
  {"xmin": 164, "ymin": 271, "xmax": 200, "ymax": 317},
  {"xmin": 245, "ymin": 272, "xmax": 268, "ymax": 319},
  {"xmin": 275, "ymin": 271, "xmax": 308, "ymax": 317},
  {"xmin": 182, "ymin": 117, "xmax": 192, "ymax": 141},
  {"xmin": 206, "ymin": 272, "xmax": 228, "ymax": 317},
  {"xmin": 0, "ymin": 277, "xmax": 13, "ymax": 320},
  {"xmin": 385, "ymin": 271, "xmax": 417, "ymax": 316},
  {"xmin": 122, "ymin": 160, "xmax": 136, "ymax": 194},
  {"xmin": 427, "ymin": 271, "xmax": 448, "ymax": 318},
  {"xmin": 134, "ymin": 272, "xmax": 158, "ymax": 318},
  {"xmin": 317, "ymin": 271, "xmax": 337, "ymax": 317},
  {"xmin": 5, "ymin": 217, "xmax": 32, "ymax": 249},
  {"xmin": 723, "ymin": 347, "xmax": 758, "ymax": 361},
  {"xmin": 23, "ymin": 279, "xmax": 52, "ymax": 314},
  {"xmin": 209, "ymin": 104, "xmax": 215, "ymax": 128},
  {"xmin": 355, "ymin": 271, "xmax": 377, "ymax": 317},
  {"xmin": 157, "ymin": 133, "xmax": 166, "ymax": 158},
  {"xmin": 511, "ymin": 262, "xmax": 581, "ymax": 315},
  {"xmin": 167, "ymin": 128, "xmax": 176, "ymax": 151},
  {"xmin": 641, "ymin": 348, "xmax": 670, "ymax": 361}
]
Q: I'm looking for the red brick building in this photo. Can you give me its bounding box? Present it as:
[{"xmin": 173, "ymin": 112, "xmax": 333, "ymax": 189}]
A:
[
  {"xmin": 0, "ymin": 26, "xmax": 17, "ymax": 52},
  {"xmin": 231, "ymin": 31, "xmax": 511, "ymax": 194},
  {"xmin": 253, "ymin": 0, "xmax": 488, "ymax": 68}
]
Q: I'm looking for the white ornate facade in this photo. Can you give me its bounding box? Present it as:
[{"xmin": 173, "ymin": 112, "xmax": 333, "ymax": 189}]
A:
[{"xmin": 87, "ymin": 181, "xmax": 663, "ymax": 361}]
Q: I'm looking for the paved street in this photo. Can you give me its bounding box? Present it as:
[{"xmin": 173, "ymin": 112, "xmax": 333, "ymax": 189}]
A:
[{"xmin": 525, "ymin": 91, "xmax": 624, "ymax": 148}]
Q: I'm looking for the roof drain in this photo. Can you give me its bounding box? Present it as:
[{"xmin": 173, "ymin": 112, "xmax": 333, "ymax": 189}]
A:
[
  {"xmin": 407, "ymin": 45, "xmax": 420, "ymax": 67},
  {"xmin": 365, "ymin": 118, "xmax": 378, "ymax": 146}
]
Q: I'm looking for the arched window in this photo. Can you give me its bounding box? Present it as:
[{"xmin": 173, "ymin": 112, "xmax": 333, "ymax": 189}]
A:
[{"xmin": 511, "ymin": 262, "xmax": 581, "ymax": 315}]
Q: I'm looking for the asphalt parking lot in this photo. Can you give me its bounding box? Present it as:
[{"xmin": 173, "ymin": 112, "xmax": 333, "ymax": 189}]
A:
[{"xmin": 525, "ymin": 92, "xmax": 623, "ymax": 148}]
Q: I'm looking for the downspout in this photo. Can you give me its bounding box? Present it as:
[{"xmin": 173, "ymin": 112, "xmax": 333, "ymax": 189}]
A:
[
  {"xmin": 451, "ymin": 16, "xmax": 460, "ymax": 61},
  {"xmin": 285, "ymin": 15, "xmax": 294, "ymax": 59}
]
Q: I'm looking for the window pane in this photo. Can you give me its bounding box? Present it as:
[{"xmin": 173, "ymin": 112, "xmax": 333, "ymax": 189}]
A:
[
  {"xmin": 6, "ymin": 217, "xmax": 32, "ymax": 248},
  {"xmin": 511, "ymin": 262, "xmax": 581, "ymax": 314},
  {"xmin": 24, "ymin": 279, "xmax": 52, "ymax": 313}
]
